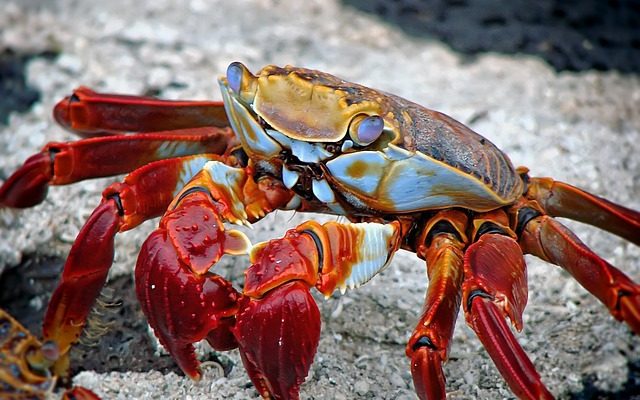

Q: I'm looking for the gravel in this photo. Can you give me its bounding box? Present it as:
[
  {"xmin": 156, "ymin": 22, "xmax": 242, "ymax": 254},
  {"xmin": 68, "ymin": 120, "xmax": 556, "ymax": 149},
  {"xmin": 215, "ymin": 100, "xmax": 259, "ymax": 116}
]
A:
[{"xmin": 1, "ymin": 0, "xmax": 639, "ymax": 399}]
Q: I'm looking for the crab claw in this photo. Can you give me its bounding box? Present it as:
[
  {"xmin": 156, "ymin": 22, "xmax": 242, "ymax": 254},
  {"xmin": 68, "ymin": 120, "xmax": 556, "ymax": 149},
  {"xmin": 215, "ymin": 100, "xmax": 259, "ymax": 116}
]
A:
[
  {"xmin": 0, "ymin": 152, "xmax": 51, "ymax": 208},
  {"xmin": 135, "ymin": 229, "xmax": 242, "ymax": 379},
  {"xmin": 235, "ymin": 281, "xmax": 320, "ymax": 400},
  {"xmin": 135, "ymin": 189, "xmax": 251, "ymax": 379},
  {"xmin": 234, "ymin": 231, "xmax": 322, "ymax": 400}
]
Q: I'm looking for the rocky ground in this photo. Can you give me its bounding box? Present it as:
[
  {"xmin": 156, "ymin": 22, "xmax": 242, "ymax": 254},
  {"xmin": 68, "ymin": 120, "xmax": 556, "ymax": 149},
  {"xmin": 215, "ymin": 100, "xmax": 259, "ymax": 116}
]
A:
[{"xmin": 1, "ymin": 0, "xmax": 639, "ymax": 399}]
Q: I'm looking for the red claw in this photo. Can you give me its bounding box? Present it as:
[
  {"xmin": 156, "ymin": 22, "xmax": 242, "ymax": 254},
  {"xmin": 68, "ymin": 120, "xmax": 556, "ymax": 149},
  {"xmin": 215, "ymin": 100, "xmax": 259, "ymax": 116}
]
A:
[
  {"xmin": 135, "ymin": 230, "xmax": 241, "ymax": 380},
  {"xmin": 233, "ymin": 231, "xmax": 322, "ymax": 400},
  {"xmin": 0, "ymin": 152, "xmax": 52, "ymax": 207},
  {"xmin": 62, "ymin": 386, "xmax": 102, "ymax": 400},
  {"xmin": 410, "ymin": 348, "xmax": 446, "ymax": 400},
  {"xmin": 234, "ymin": 281, "xmax": 321, "ymax": 400}
]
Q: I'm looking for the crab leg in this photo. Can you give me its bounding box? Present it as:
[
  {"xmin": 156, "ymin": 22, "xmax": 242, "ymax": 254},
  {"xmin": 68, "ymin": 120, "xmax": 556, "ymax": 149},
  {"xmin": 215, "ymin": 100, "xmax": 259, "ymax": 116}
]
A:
[
  {"xmin": 54, "ymin": 87, "xmax": 229, "ymax": 137},
  {"xmin": 41, "ymin": 154, "xmax": 222, "ymax": 377},
  {"xmin": 526, "ymin": 176, "xmax": 640, "ymax": 246},
  {"xmin": 0, "ymin": 128, "xmax": 237, "ymax": 208},
  {"xmin": 406, "ymin": 211, "xmax": 467, "ymax": 400},
  {"xmin": 462, "ymin": 211, "xmax": 554, "ymax": 400},
  {"xmin": 519, "ymin": 213, "xmax": 640, "ymax": 334},
  {"xmin": 236, "ymin": 220, "xmax": 402, "ymax": 399}
]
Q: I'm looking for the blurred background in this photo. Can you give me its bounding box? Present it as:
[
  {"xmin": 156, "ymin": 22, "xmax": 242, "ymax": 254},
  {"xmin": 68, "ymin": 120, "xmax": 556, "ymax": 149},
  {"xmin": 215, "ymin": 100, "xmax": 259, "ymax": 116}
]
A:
[{"xmin": 1, "ymin": 0, "xmax": 639, "ymax": 398}]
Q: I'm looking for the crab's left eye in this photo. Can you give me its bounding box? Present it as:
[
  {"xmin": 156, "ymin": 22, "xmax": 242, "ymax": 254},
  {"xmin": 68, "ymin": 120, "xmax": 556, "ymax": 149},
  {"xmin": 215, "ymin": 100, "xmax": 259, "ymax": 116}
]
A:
[
  {"xmin": 227, "ymin": 62, "xmax": 244, "ymax": 93},
  {"xmin": 349, "ymin": 114, "xmax": 384, "ymax": 145}
]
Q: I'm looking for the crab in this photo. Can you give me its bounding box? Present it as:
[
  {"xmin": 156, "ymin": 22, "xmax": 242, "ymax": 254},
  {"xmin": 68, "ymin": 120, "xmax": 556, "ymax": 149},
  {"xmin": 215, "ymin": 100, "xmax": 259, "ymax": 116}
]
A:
[
  {"xmin": 0, "ymin": 62, "xmax": 639, "ymax": 400},
  {"xmin": 0, "ymin": 307, "xmax": 100, "ymax": 399}
]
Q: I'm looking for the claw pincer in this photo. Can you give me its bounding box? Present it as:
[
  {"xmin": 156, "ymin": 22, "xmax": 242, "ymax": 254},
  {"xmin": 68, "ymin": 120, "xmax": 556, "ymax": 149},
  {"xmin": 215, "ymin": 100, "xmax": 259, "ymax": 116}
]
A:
[
  {"xmin": 236, "ymin": 229, "xmax": 322, "ymax": 400},
  {"xmin": 135, "ymin": 228, "xmax": 241, "ymax": 379}
]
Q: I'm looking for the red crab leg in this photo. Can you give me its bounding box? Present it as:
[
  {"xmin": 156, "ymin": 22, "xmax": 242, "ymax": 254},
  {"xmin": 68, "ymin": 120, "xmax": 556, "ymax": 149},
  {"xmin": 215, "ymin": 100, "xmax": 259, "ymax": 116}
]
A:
[
  {"xmin": 526, "ymin": 176, "xmax": 640, "ymax": 246},
  {"xmin": 54, "ymin": 86, "xmax": 229, "ymax": 137},
  {"xmin": 134, "ymin": 162, "xmax": 294, "ymax": 380},
  {"xmin": 406, "ymin": 211, "xmax": 467, "ymax": 400},
  {"xmin": 0, "ymin": 127, "xmax": 237, "ymax": 208},
  {"xmin": 519, "ymin": 213, "xmax": 640, "ymax": 334},
  {"xmin": 237, "ymin": 220, "xmax": 402, "ymax": 399},
  {"xmin": 62, "ymin": 387, "xmax": 102, "ymax": 400},
  {"xmin": 42, "ymin": 154, "xmax": 223, "ymax": 377},
  {"xmin": 463, "ymin": 211, "xmax": 554, "ymax": 400}
]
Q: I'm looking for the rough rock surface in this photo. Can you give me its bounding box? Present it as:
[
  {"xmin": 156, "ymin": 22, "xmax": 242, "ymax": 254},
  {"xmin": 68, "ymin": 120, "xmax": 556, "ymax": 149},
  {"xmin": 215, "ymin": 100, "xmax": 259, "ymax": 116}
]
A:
[{"xmin": 0, "ymin": 0, "xmax": 639, "ymax": 399}]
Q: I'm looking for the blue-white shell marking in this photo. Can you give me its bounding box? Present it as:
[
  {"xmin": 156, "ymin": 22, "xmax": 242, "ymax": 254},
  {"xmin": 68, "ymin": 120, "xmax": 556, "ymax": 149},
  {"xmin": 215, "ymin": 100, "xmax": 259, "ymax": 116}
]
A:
[
  {"xmin": 174, "ymin": 155, "xmax": 214, "ymax": 197},
  {"xmin": 326, "ymin": 144, "xmax": 511, "ymax": 212}
]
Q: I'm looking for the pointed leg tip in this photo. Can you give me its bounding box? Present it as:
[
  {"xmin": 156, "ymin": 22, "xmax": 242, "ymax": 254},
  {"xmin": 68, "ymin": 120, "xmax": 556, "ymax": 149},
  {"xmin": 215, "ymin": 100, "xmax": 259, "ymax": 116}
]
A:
[
  {"xmin": 0, "ymin": 152, "xmax": 51, "ymax": 208},
  {"xmin": 619, "ymin": 293, "xmax": 640, "ymax": 335},
  {"xmin": 469, "ymin": 297, "xmax": 554, "ymax": 400},
  {"xmin": 410, "ymin": 347, "xmax": 447, "ymax": 400}
]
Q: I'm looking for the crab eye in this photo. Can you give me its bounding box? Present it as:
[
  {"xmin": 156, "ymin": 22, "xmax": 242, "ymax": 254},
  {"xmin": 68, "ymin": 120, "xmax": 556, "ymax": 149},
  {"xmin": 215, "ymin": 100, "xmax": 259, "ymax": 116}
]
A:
[
  {"xmin": 349, "ymin": 114, "xmax": 384, "ymax": 145},
  {"xmin": 226, "ymin": 62, "xmax": 244, "ymax": 93}
]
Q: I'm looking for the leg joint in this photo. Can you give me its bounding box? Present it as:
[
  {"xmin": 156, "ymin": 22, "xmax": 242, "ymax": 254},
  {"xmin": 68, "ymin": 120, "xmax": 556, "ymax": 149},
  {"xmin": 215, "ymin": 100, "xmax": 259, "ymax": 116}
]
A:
[
  {"xmin": 425, "ymin": 220, "xmax": 463, "ymax": 247},
  {"xmin": 515, "ymin": 207, "xmax": 542, "ymax": 236},
  {"xmin": 466, "ymin": 289, "xmax": 493, "ymax": 312},
  {"xmin": 106, "ymin": 193, "xmax": 124, "ymax": 216},
  {"xmin": 411, "ymin": 335, "xmax": 438, "ymax": 352},
  {"xmin": 300, "ymin": 229, "xmax": 324, "ymax": 273},
  {"xmin": 173, "ymin": 185, "xmax": 214, "ymax": 208},
  {"xmin": 474, "ymin": 222, "xmax": 511, "ymax": 242}
]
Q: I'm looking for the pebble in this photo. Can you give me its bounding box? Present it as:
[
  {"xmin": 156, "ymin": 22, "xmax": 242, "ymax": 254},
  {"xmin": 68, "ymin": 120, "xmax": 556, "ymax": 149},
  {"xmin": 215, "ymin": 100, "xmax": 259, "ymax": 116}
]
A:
[{"xmin": 354, "ymin": 380, "xmax": 370, "ymax": 395}]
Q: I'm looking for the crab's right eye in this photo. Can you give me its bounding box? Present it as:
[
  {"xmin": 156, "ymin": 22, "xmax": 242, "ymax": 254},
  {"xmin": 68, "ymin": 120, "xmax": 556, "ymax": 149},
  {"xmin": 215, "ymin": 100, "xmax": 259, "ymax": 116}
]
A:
[
  {"xmin": 349, "ymin": 114, "xmax": 384, "ymax": 146},
  {"xmin": 227, "ymin": 62, "xmax": 244, "ymax": 93}
]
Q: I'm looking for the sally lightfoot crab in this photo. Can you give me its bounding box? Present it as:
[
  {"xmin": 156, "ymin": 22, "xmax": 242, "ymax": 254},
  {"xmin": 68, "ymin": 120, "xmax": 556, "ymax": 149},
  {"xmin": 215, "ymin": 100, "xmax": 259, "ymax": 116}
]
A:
[{"xmin": 1, "ymin": 62, "xmax": 639, "ymax": 399}]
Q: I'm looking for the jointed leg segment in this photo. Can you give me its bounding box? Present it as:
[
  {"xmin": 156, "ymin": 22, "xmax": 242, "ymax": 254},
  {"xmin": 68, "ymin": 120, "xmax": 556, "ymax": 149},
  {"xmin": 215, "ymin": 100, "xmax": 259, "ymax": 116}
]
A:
[
  {"xmin": 406, "ymin": 210, "xmax": 467, "ymax": 400},
  {"xmin": 0, "ymin": 128, "xmax": 237, "ymax": 208},
  {"xmin": 53, "ymin": 87, "xmax": 230, "ymax": 136}
]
